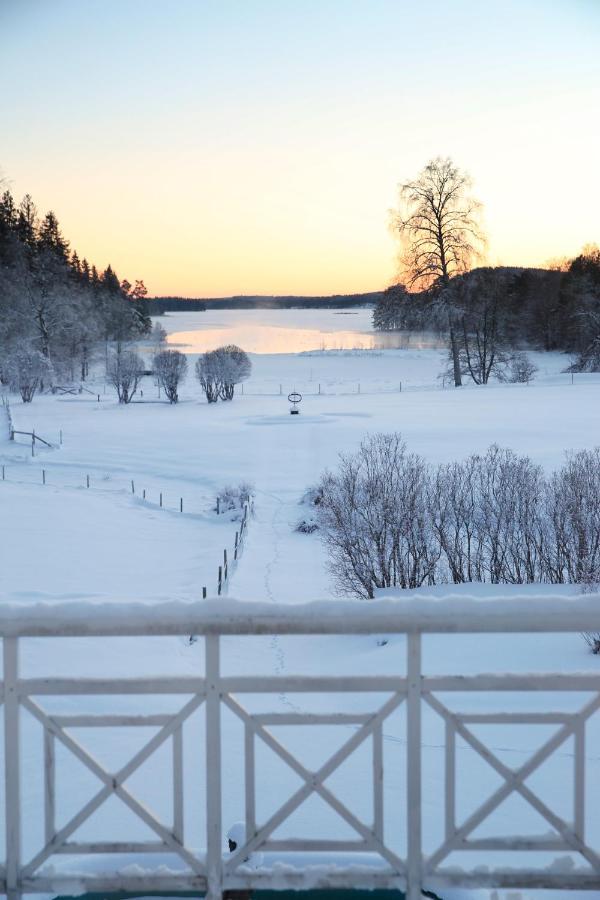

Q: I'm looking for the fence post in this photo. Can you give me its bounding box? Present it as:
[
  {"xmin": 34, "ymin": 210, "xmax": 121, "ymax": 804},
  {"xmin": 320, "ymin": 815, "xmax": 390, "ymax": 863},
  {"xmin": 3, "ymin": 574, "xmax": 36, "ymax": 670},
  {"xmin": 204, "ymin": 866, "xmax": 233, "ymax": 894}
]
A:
[
  {"xmin": 202, "ymin": 586, "xmax": 207, "ymax": 599},
  {"xmin": 400, "ymin": 381, "xmax": 402, "ymax": 393},
  {"xmin": 160, "ymin": 492, "xmax": 163, "ymax": 508},
  {"xmin": 180, "ymin": 497, "xmax": 183, "ymax": 513},
  {"xmin": 59, "ymin": 429, "xmax": 63, "ymax": 445},
  {"xmin": 217, "ymin": 566, "xmax": 222, "ymax": 595},
  {"xmin": 406, "ymin": 633, "xmax": 422, "ymax": 900},
  {"xmin": 4, "ymin": 637, "xmax": 21, "ymax": 900},
  {"xmin": 234, "ymin": 531, "xmax": 239, "ymax": 560},
  {"xmin": 86, "ymin": 474, "xmax": 90, "ymax": 489},
  {"xmin": 2, "ymin": 465, "xmax": 4, "ymax": 481},
  {"xmin": 31, "ymin": 430, "xmax": 35, "ymax": 458},
  {"xmin": 205, "ymin": 635, "xmax": 222, "ymax": 900},
  {"xmin": 131, "ymin": 480, "xmax": 135, "ymax": 494},
  {"xmin": 42, "ymin": 470, "xmax": 45, "ymax": 486},
  {"xmin": 223, "ymin": 549, "xmax": 228, "ymax": 581},
  {"xmin": 216, "ymin": 497, "xmax": 220, "ymax": 516}
]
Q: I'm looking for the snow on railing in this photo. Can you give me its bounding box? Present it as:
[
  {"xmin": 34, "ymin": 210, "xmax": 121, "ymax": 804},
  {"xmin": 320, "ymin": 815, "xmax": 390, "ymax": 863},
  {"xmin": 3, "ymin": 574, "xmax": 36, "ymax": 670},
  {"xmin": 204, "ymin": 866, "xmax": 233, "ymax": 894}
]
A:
[{"xmin": 0, "ymin": 595, "xmax": 599, "ymax": 900}]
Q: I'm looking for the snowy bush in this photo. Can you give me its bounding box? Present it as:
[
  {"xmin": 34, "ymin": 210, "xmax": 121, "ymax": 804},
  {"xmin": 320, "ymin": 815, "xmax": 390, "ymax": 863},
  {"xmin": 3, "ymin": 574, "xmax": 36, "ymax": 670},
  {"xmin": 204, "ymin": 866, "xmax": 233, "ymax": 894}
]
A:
[
  {"xmin": 315, "ymin": 433, "xmax": 600, "ymax": 598},
  {"xmin": 106, "ymin": 348, "xmax": 144, "ymax": 403},
  {"xmin": 6, "ymin": 347, "xmax": 49, "ymax": 402},
  {"xmin": 215, "ymin": 482, "xmax": 254, "ymax": 514},
  {"xmin": 543, "ymin": 449, "xmax": 600, "ymax": 585},
  {"xmin": 153, "ymin": 349, "xmax": 188, "ymax": 403},
  {"xmin": 502, "ymin": 351, "xmax": 538, "ymax": 383},
  {"xmin": 317, "ymin": 434, "xmax": 439, "ymax": 598},
  {"xmin": 195, "ymin": 345, "xmax": 251, "ymax": 402}
]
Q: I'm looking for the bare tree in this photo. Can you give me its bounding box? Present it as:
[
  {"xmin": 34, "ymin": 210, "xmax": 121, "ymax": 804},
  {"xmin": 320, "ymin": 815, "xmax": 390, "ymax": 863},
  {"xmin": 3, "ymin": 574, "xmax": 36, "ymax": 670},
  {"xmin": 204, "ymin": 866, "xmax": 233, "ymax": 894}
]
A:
[
  {"xmin": 106, "ymin": 348, "xmax": 143, "ymax": 403},
  {"xmin": 214, "ymin": 345, "xmax": 252, "ymax": 400},
  {"xmin": 150, "ymin": 321, "xmax": 168, "ymax": 354},
  {"xmin": 452, "ymin": 268, "xmax": 509, "ymax": 384},
  {"xmin": 392, "ymin": 157, "xmax": 485, "ymax": 386},
  {"xmin": 6, "ymin": 346, "xmax": 49, "ymax": 402},
  {"xmin": 195, "ymin": 352, "xmax": 220, "ymax": 403},
  {"xmin": 153, "ymin": 349, "xmax": 188, "ymax": 403},
  {"xmin": 195, "ymin": 345, "xmax": 251, "ymax": 403}
]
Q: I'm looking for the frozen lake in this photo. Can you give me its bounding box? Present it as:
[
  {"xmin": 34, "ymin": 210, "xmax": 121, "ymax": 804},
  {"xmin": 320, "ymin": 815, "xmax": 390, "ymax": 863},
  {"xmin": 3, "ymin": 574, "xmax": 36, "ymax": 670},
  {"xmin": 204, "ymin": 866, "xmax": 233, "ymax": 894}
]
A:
[{"xmin": 159, "ymin": 307, "xmax": 444, "ymax": 354}]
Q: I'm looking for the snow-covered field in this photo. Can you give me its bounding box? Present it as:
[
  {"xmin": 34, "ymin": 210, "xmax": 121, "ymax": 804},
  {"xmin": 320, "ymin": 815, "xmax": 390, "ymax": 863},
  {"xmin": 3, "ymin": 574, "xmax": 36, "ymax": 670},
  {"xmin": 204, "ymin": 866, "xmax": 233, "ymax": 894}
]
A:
[{"xmin": 1, "ymin": 310, "xmax": 599, "ymax": 900}]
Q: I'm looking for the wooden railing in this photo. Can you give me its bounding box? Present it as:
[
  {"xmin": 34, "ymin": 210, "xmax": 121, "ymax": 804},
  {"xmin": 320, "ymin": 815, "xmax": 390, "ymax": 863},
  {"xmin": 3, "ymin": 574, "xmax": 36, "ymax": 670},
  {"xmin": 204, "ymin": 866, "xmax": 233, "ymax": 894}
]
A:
[{"xmin": 0, "ymin": 596, "xmax": 599, "ymax": 899}]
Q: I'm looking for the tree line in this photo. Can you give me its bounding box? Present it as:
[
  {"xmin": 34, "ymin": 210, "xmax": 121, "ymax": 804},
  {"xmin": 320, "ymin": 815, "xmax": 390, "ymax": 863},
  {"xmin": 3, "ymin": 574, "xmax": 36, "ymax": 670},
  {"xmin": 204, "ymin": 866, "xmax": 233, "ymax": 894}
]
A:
[
  {"xmin": 374, "ymin": 157, "xmax": 600, "ymax": 381},
  {"xmin": 0, "ymin": 186, "xmax": 150, "ymax": 395}
]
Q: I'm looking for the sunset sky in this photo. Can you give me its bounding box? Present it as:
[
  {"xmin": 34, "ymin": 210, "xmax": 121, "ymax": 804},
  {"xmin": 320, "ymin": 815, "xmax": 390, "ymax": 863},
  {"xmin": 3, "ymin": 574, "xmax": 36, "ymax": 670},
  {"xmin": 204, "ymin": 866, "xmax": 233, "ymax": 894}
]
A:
[{"xmin": 1, "ymin": 0, "xmax": 599, "ymax": 297}]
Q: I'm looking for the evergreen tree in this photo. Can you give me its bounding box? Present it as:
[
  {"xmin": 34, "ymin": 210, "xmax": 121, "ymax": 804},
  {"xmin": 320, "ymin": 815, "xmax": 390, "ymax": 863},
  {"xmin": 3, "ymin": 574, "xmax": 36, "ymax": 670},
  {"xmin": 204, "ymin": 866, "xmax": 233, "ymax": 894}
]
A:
[{"xmin": 38, "ymin": 211, "xmax": 69, "ymax": 260}]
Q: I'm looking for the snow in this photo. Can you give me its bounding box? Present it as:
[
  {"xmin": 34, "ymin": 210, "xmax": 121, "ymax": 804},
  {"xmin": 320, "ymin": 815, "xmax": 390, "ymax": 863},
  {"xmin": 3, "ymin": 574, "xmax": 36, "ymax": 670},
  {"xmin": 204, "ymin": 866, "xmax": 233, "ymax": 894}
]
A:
[{"xmin": 1, "ymin": 309, "xmax": 600, "ymax": 900}]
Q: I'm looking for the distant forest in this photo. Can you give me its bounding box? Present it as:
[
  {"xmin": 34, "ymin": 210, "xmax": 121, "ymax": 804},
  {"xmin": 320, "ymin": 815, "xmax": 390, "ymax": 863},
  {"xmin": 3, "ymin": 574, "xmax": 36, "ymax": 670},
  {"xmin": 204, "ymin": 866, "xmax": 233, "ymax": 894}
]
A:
[
  {"xmin": 372, "ymin": 251, "xmax": 600, "ymax": 378},
  {"xmin": 0, "ymin": 188, "xmax": 150, "ymax": 384},
  {"xmin": 148, "ymin": 293, "xmax": 381, "ymax": 313}
]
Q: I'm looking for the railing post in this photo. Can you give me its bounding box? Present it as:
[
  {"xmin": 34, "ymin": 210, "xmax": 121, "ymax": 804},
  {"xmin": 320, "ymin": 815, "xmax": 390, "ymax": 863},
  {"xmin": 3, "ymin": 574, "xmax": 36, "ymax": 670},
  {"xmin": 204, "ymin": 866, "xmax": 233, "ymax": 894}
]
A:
[
  {"xmin": 205, "ymin": 635, "xmax": 222, "ymax": 900},
  {"xmin": 406, "ymin": 633, "xmax": 422, "ymax": 900},
  {"xmin": 4, "ymin": 637, "xmax": 21, "ymax": 900}
]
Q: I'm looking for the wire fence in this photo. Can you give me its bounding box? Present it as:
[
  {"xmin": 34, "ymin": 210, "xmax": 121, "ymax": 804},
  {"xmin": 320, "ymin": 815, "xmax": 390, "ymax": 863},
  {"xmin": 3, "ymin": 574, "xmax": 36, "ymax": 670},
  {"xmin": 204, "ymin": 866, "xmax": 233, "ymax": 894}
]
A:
[{"xmin": 0, "ymin": 454, "xmax": 253, "ymax": 599}]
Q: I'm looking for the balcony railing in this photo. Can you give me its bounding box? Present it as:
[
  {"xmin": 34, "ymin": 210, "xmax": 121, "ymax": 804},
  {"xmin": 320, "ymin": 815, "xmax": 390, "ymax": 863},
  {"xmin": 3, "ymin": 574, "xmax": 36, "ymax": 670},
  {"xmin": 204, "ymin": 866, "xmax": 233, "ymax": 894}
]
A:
[{"xmin": 1, "ymin": 595, "xmax": 599, "ymax": 899}]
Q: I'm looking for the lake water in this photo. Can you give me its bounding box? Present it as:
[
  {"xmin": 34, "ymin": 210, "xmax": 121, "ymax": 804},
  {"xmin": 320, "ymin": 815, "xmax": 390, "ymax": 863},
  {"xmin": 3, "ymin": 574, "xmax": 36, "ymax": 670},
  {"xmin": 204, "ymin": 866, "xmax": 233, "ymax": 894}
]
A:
[{"xmin": 158, "ymin": 308, "xmax": 444, "ymax": 354}]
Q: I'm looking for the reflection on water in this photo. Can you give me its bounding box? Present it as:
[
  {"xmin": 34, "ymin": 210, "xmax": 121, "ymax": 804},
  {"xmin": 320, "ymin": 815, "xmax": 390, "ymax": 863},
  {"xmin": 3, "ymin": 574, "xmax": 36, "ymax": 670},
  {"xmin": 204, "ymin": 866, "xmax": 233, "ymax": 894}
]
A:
[{"xmin": 163, "ymin": 310, "xmax": 444, "ymax": 354}]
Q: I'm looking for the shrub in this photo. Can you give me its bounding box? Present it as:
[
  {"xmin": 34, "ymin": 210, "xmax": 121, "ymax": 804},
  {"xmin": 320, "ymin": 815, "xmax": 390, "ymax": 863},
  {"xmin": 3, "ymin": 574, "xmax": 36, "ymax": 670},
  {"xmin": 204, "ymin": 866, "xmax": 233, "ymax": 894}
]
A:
[{"xmin": 154, "ymin": 349, "xmax": 188, "ymax": 403}]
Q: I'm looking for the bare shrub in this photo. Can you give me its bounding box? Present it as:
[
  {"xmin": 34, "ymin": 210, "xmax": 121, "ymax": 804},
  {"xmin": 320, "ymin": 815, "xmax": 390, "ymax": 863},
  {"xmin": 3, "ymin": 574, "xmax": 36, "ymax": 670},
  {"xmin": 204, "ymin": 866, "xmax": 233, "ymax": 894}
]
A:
[
  {"xmin": 315, "ymin": 435, "xmax": 600, "ymax": 601},
  {"xmin": 503, "ymin": 351, "xmax": 538, "ymax": 384},
  {"xmin": 430, "ymin": 456, "xmax": 484, "ymax": 584},
  {"xmin": 544, "ymin": 449, "xmax": 600, "ymax": 585},
  {"xmin": 154, "ymin": 349, "xmax": 188, "ymax": 403},
  {"xmin": 6, "ymin": 346, "xmax": 49, "ymax": 402},
  {"xmin": 215, "ymin": 482, "xmax": 254, "ymax": 514},
  {"xmin": 474, "ymin": 445, "xmax": 546, "ymax": 584},
  {"xmin": 106, "ymin": 348, "xmax": 144, "ymax": 403},
  {"xmin": 317, "ymin": 433, "xmax": 439, "ymax": 598}
]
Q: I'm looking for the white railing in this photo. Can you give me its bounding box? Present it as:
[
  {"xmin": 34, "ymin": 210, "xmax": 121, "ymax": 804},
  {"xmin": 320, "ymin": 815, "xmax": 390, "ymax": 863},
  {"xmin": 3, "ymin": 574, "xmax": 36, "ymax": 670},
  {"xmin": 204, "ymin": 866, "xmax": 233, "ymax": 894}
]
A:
[{"xmin": 1, "ymin": 595, "xmax": 599, "ymax": 899}]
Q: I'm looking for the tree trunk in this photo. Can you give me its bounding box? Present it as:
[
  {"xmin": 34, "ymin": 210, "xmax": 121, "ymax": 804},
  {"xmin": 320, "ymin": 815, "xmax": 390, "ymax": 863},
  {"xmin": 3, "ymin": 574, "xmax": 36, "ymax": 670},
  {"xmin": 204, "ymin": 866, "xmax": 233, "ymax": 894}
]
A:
[{"xmin": 449, "ymin": 317, "xmax": 462, "ymax": 387}]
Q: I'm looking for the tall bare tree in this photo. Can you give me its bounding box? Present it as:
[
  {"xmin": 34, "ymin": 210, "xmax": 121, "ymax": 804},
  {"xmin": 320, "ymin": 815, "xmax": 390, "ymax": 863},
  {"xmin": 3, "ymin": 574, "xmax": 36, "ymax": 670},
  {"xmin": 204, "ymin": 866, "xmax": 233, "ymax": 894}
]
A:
[{"xmin": 392, "ymin": 157, "xmax": 484, "ymax": 386}]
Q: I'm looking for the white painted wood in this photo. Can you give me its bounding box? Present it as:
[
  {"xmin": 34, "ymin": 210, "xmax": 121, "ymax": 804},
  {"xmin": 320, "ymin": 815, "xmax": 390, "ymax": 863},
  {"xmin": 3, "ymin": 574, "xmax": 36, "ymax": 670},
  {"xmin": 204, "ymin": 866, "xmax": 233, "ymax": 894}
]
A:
[
  {"xmin": 173, "ymin": 725, "xmax": 184, "ymax": 843},
  {"xmin": 1, "ymin": 602, "xmax": 600, "ymax": 897},
  {"xmin": 574, "ymin": 719, "xmax": 585, "ymax": 841},
  {"xmin": 406, "ymin": 633, "xmax": 422, "ymax": 900},
  {"xmin": 4, "ymin": 638, "xmax": 20, "ymax": 900},
  {"xmin": 425, "ymin": 691, "xmax": 600, "ymax": 875},
  {"xmin": 51, "ymin": 713, "xmax": 172, "ymax": 726},
  {"xmin": 222, "ymin": 691, "xmax": 405, "ymax": 874},
  {"xmin": 205, "ymin": 635, "xmax": 222, "ymax": 900},
  {"xmin": 244, "ymin": 722, "xmax": 255, "ymax": 839},
  {"xmin": 444, "ymin": 719, "xmax": 455, "ymax": 843},
  {"xmin": 1, "ymin": 593, "xmax": 599, "ymax": 636},
  {"xmin": 43, "ymin": 728, "xmax": 54, "ymax": 846},
  {"xmin": 373, "ymin": 722, "xmax": 383, "ymax": 841}
]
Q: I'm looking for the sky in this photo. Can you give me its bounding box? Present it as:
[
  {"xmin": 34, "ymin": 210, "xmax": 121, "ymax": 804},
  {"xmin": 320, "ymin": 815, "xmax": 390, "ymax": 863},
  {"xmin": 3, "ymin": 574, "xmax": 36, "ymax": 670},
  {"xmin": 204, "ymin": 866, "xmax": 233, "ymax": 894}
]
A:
[{"xmin": 1, "ymin": 0, "xmax": 599, "ymax": 297}]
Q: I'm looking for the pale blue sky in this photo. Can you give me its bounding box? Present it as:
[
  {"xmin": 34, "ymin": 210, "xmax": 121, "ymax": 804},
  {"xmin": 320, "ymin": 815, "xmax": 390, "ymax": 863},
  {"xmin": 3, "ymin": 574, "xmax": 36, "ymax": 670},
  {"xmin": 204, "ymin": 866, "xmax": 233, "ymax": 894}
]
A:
[{"xmin": 1, "ymin": 0, "xmax": 599, "ymax": 295}]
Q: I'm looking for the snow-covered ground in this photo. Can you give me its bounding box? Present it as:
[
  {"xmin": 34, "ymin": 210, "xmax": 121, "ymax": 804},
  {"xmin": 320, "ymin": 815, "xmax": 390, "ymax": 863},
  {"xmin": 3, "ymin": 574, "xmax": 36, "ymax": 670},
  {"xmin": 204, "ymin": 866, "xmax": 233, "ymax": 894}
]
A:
[{"xmin": 1, "ymin": 310, "xmax": 599, "ymax": 900}]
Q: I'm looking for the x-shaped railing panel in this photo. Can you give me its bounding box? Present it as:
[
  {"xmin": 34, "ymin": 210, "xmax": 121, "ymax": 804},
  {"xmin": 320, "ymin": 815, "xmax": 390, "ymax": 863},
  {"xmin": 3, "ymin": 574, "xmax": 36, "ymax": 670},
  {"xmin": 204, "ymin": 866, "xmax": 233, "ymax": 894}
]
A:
[
  {"xmin": 20, "ymin": 693, "xmax": 205, "ymax": 877},
  {"xmin": 424, "ymin": 691, "xmax": 600, "ymax": 875},
  {"xmin": 222, "ymin": 691, "xmax": 406, "ymax": 874}
]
